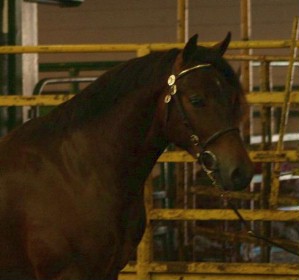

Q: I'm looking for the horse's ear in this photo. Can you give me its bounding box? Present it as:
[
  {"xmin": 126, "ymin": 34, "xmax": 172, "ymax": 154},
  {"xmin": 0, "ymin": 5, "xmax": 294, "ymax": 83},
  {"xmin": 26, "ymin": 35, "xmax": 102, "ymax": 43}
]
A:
[
  {"xmin": 212, "ymin": 32, "xmax": 231, "ymax": 56},
  {"xmin": 183, "ymin": 34, "xmax": 198, "ymax": 62}
]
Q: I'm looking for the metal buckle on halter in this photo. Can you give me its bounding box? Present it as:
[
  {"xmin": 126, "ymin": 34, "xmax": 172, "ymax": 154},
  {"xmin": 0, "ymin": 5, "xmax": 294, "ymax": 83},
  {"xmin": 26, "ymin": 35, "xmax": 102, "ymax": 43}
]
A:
[
  {"xmin": 198, "ymin": 150, "xmax": 218, "ymax": 173},
  {"xmin": 190, "ymin": 134, "xmax": 200, "ymax": 146}
]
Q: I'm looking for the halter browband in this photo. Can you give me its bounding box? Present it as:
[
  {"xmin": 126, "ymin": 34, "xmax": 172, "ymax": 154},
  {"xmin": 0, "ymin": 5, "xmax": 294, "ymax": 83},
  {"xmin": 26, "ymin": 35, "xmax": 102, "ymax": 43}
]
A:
[
  {"xmin": 165, "ymin": 63, "xmax": 211, "ymax": 103},
  {"xmin": 176, "ymin": 64, "xmax": 211, "ymax": 80}
]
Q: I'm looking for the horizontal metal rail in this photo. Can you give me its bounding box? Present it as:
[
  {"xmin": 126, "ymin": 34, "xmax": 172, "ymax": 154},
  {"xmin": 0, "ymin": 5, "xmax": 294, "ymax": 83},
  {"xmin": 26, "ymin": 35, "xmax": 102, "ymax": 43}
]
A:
[
  {"xmin": 120, "ymin": 262, "xmax": 299, "ymax": 279},
  {"xmin": 226, "ymin": 53, "xmax": 299, "ymax": 62},
  {"xmin": 0, "ymin": 94, "xmax": 74, "ymax": 106},
  {"xmin": 190, "ymin": 186, "xmax": 299, "ymax": 206},
  {"xmin": 122, "ymin": 262, "xmax": 299, "ymax": 275},
  {"xmin": 32, "ymin": 77, "xmax": 97, "ymax": 95},
  {"xmin": 159, "ymin": 150, "xmax": 299, "ymax": 163},
  {"xmin": 0, "ymin": 40, "xmax": 299, "ymax": 54},
  {"xmin": 0, "ymin": 92, "xmax": 298, "ymax": 106},
  {"xmin": 247, "ymin": 91, "xmax": 299, "ymax": 104},
  {"xmin": 149, "ymin": 209, "xmax": 299, "ymax": 221},
  {"xmin": 39, "ymin": 61, "xmax": 123, "ymax": 72},
  {"xmin": 193, "ymin": 225, "xmax": 299, "ymax": 249}
]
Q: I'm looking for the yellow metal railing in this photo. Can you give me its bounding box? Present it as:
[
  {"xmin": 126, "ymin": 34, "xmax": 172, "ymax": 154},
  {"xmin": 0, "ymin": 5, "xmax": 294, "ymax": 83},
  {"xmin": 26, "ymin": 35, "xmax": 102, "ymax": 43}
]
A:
[
  {"xmin": 120, "ymin": 178, "xmax": 299, "ymax": 280},
  {"xmin": 0, "ymin": 91, "xmax": 297, "ymax": 106},
  {"xmin": 0, "ymin": 39, "xmax": 299, "ymax": 55}
]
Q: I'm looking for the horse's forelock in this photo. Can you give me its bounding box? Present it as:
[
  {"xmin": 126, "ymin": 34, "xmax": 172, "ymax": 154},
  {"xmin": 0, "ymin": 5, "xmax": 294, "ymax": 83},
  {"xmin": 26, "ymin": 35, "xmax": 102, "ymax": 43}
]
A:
[{"xmin": 186, "ymin": 45, "xmax": 247, "ymax": 122}]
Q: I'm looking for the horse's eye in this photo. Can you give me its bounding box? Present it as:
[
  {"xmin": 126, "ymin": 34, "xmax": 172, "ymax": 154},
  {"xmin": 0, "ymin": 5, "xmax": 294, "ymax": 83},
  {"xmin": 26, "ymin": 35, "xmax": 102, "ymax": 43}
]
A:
[{"xmin": 189, "ymin": 95, "xmax": 205, "ymax": 107}]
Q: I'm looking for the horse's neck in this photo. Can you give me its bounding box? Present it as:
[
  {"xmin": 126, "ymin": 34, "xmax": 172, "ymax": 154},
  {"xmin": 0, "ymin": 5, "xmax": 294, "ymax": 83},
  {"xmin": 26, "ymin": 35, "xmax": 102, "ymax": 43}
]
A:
[{"xmin": 94, "ymin": 86, "xmax": 167, "ymax": 188}]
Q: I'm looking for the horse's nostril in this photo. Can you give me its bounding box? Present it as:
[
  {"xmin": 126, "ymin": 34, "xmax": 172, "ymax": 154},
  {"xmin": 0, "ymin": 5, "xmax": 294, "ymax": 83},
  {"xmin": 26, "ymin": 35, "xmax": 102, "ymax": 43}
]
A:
[{"xmin": 231, "ymin": 167, "xmax": 252, "ymax": 190}]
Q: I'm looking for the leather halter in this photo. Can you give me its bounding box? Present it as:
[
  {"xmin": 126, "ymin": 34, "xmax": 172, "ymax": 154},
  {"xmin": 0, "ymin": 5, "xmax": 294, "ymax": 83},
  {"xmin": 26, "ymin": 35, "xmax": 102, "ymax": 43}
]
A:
[{"xmin": 164, "ymin": 63, "xmax": 239, "ymax": 176}]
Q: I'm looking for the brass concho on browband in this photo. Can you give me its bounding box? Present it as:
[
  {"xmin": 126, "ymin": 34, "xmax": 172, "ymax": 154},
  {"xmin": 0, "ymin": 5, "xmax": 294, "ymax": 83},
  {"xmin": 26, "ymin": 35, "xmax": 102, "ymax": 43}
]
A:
[
  {"xmin": 164, "ymin": 64, "xmax": 211, "ymax": 104},
  {"xmin": 164, "ymin": 63, "xmax": 239, "ymax": 186}
]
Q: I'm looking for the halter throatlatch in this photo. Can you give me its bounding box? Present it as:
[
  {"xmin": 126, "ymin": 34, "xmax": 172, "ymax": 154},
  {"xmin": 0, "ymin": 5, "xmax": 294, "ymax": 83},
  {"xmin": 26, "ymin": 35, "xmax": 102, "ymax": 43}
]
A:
[{"xmin": 165, "ymin": 63, "xmax": 239, "ymax": 186}]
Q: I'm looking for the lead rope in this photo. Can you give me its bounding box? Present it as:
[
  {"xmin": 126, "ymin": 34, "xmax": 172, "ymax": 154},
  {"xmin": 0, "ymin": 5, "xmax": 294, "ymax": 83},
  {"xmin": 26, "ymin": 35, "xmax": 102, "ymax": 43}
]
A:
[
  {"xmin": 199, "ymin": 144, "xmax": 299, "ymax": 256},
  {"xmin": 220, "ymin": 191, "xmax": 299, "ymax": 257}
]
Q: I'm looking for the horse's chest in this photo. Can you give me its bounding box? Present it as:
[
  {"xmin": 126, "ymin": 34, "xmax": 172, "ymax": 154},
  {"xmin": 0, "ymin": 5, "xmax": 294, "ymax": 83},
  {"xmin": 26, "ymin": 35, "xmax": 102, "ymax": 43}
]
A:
[{"xmin": 69, "ymin": 194, "xmax": 146, "ymax": 272}]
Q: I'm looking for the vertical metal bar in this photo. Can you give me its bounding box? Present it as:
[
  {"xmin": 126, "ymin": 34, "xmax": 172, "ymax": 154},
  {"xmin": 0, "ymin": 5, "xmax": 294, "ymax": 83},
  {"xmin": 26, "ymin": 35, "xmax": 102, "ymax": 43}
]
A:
[
  {"xmin": 177, "ymin": 0, "xmax": 186, "ymax": 43},
  {"xmin": 69, "ymin": 68, "xmax": 80, "ymax": 94},
  {"xmin": 277, "ymin": 17, "xmax": 299, "ymax": 151},
  {"xmin": 175, "ymin": 162, "xmax": 184, "ymax": 261},
  {"xmin": 0, "ymin": 0, "xmax": 9, "ymax": 135},
  {"xmin": 7, "ymin": 0, "xmax": 22, "ymax": 130},
  {"xmin": 240, "ymin": 0, "xmax": 252, "ymax": 93},
  {"xmin": 178, "ymin": 0, "xmax": 191, "ymax": 259},
  {"xmin": 21, "ymin": 1, "xmax": 38, "ymax": 123},
  {"xmin": 260, "ymin": 61, "xmax": 272, "ymax": 208},
  {"xmin": 183, "ymin": 162, "xmax": 188, "ymax": 252},
  {"xmin": 270, "ymin": 17, "xmax": 299, "ymax": 208},
  {"xmin": 239, "ymin": 0, "xmax": 252, "ymax": 261},
  {"xmin": 174, "ymin": 0, "xmax": 190, "ymax": 261},
  {"xmin": 240, "ymin": 0, "xmax": 252, "ymax": 144},
  {"xmin": 136, "ymin": 177, "xmax": 153, "ymax": 280},
  {"xmin": 184, "ymin": 0, "xmax": 189, "ymax": 42},
  {"xmin": 259, "ymin": 60, "xmax": 272, "ymax": 262}
]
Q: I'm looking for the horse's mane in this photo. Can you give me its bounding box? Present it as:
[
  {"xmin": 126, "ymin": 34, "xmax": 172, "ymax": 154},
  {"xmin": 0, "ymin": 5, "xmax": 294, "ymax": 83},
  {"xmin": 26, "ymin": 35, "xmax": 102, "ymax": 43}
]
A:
[
  {"xmin": 44, "ymin": 45, "xmax": 246, "ymax": 131},
  {"xmin": 47, "ymin": 49, "xmax": 180, "ymax": 128},
  {"xmin": 15, "ymin": 45, "xmax": 245, "ymax": 138}
]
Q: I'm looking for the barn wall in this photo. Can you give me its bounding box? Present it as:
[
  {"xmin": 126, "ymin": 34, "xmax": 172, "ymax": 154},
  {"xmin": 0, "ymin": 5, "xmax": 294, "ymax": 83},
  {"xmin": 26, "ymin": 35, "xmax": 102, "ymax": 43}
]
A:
[
  {"xmin": 37, "ymin": 0, "xmax": 299, "ymax": 59},
  {"xmin": 36, "ymin": 0, "xmax": 299, "ymax": 90}
]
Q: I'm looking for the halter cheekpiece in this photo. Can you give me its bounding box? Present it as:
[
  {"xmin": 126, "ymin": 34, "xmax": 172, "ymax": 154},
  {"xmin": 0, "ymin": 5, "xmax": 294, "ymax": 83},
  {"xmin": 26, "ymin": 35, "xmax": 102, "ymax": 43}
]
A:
[{"xmin": 164, "ymin": 63, "xmax": 239, "ymax": 184}]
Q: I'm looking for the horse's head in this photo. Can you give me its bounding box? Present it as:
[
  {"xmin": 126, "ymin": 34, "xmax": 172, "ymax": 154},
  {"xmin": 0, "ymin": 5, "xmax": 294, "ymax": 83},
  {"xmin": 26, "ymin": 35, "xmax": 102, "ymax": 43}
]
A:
[{"xmin": 163, "ymin": 33, "xmax": 253, "ymax": 191}]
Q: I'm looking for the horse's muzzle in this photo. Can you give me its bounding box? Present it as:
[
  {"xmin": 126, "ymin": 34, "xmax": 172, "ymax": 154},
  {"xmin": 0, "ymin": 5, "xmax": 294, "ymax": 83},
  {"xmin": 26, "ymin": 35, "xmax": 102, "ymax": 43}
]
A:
[
  {"xmin": 198, "ymin": 149, "xmax": 254, "ymax": 191},
  {"xmin": 229, "ymin": 164, "xmax": 254, "ymax": 190}
]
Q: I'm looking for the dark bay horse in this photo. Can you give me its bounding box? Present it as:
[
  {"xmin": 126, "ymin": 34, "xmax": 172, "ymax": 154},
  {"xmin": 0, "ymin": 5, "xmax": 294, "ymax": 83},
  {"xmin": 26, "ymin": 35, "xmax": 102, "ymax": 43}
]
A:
[{"xmin": 0, "ymin": 33, "xmax": 253, "ymax": 279}]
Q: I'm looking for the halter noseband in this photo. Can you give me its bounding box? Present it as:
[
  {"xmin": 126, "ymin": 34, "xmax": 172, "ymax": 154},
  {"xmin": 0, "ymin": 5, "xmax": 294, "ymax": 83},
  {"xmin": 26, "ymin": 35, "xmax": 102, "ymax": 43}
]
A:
[{"xmin": 164, "ymin": 63, "xmax": 239, "ymax": 183}]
